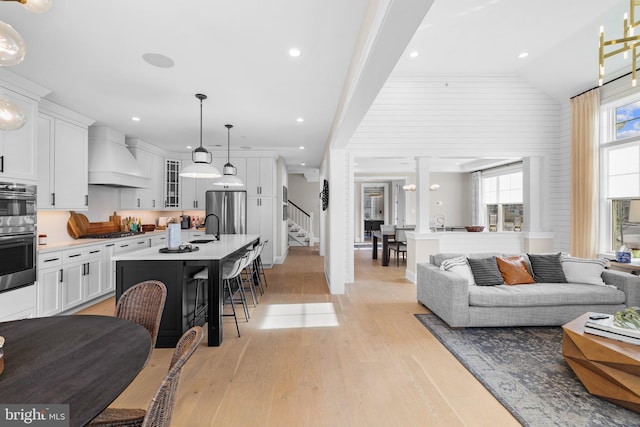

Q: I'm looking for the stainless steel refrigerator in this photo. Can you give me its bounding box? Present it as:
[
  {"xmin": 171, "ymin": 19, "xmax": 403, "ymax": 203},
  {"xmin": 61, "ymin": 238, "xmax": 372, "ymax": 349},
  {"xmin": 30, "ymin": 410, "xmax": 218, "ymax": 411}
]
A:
[{"xmin": 205, "ymin": 190, "xmax": 247, "ymax": 235}]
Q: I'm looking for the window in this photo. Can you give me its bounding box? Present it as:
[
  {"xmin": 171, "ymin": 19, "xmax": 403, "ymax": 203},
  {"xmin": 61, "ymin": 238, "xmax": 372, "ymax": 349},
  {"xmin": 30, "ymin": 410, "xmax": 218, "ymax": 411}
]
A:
[
  {"xmin": 481, "ymin": 167, "xmax": 523, "ymax": 231},
  {"xmin": 601, "ymin": 97, "xmax": 640, "ymax": 253}
]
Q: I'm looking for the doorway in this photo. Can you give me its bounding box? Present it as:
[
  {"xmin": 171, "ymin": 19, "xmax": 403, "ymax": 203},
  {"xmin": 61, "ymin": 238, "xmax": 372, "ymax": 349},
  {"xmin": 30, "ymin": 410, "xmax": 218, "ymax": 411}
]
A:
[{"xmin": 359, "ymin": 183, "xmax": 389, "ymax": 242}]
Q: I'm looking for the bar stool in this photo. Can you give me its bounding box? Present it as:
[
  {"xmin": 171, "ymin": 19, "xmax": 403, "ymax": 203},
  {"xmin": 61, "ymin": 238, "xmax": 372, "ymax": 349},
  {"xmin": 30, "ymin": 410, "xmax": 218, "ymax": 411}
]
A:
[
  {"xmin": 241, "ymin": 246, "xmax": 260, "ymax": 306},
  {"xmin": 255, "ymin": 240, "xmax": 269, "ymax": 291}
]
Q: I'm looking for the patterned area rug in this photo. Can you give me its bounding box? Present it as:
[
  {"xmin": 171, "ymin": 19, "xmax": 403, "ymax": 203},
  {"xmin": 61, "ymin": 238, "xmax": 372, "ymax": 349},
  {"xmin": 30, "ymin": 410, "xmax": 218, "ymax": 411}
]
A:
[{"xmin": 414, "ymin": 314, "xmax": 640, "ymax": 427}]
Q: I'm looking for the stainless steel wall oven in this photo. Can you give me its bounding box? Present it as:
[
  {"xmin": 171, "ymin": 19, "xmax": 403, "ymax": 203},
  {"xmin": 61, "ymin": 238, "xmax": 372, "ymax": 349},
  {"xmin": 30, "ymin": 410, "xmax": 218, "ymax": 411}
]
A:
[{"xmin": 0, "ymin": 182, "xmax": 36, "ymax": 294}]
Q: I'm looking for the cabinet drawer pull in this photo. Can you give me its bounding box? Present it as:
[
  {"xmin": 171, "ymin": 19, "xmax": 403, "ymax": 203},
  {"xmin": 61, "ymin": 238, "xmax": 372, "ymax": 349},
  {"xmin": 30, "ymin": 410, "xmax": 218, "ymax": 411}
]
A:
[
  {"xmin": 85, "ymin": 195, "xmax": 89, "ymax": 206},
  {"xmin": 68, "ymin": 253, "xmax": 81, "ymax": 258},
  {"xmin": 120, "ymin": 244, "xmax": 129, "ymax": 248},
  {"xmin": 51, "ymin": 193, "xmax": 55, "ymax": 206},
  {"xmin": 137, "ymin": 241, "xmax": 145, "ymax": 245},
  {"xmin": 105, "ymin": 243, "xmax": 115, "ymax": 247},
  {"xmin": 43, "ymin": 257, "xmax": 60, "ymax": 263},
  {"xmin": 89, "ymin": 250, "xmax": 100, "ymax": 254},
  {"xmin": 59, "ymin": 269, "xmax": 63, "ymax": 282},
  {"xmin": 137, "ymin": 198, "xmax": 140, "ymax": 208},
  {"xmin": 0, "ymin": 155, "xmax": 4, "ymax": 173}
]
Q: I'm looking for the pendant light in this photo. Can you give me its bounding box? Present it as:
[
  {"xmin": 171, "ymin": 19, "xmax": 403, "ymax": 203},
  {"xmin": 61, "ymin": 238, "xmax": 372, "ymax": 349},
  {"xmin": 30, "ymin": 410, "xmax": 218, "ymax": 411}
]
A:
[
  {"xmin": 213, "ymin": 124, "xmax": 244, "ymax": 187},
  {"xmin": 0, "ymin": 20, "xmax": 26, "ymax": 66},
  {"xmin": 2, "ymin": 0, "xmax": 53, "ymax": 13},
  {"xmin": 0, "ymin": 97, "xmax": 26, "ymax": 130},
  {"xmin": 179, "ymin": 94, "xmax": 222, "ymax": 179}
]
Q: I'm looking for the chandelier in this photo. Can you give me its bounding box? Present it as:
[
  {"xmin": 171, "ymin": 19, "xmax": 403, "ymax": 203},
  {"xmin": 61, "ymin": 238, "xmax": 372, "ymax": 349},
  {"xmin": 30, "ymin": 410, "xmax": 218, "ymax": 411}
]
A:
[{"xmin": 599, "ymin": 0, "xmax": 640, "ymax": 87}]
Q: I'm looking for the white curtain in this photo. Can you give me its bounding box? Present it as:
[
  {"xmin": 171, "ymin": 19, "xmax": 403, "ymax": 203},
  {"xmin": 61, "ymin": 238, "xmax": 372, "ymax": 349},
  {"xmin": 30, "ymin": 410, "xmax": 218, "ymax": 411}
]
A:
[{"xmin": 570, "ymin": 89, "xmax": 600, "ymax": 258}]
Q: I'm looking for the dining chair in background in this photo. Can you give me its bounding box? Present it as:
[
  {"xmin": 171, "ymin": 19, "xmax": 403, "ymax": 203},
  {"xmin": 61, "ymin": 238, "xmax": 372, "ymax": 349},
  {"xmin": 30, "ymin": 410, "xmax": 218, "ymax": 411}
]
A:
[
  {"xmin": 115, "ymin": 280, "xmax": 167, "ymax": 364},
  {"xmin": 388, "ymin": 229, "xmax": 407, "ymax": 266},
  {"xmin": 88, "ymin": 326, "xmax": 204, "ymax": 427}
]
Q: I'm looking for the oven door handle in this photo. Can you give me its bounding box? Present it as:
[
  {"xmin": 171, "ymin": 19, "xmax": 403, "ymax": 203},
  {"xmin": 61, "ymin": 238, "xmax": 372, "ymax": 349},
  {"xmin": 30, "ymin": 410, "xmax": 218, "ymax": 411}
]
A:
[{"xmin": 0, "ymin": 234, "xmax": 35, "ymax": 245}]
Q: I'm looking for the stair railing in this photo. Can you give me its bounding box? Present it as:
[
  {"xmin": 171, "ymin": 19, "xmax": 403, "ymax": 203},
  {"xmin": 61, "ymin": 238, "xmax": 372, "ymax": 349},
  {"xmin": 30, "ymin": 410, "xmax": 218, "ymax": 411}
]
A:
[{"xmin": 287, "ymin": 200, "xmax": 314, "ymax": 244}]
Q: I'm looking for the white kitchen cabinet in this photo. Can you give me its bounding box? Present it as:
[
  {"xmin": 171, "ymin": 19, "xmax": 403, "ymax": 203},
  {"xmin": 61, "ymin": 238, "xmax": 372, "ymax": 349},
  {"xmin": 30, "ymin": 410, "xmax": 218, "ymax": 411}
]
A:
[
  {"xmin": 150, "ymin": 233, "xmax": 167, "ymax": 247},
  {"xmin": 0, "ymin": 284, "xmax": 36, "ymax": 321},
  {"xmin": 246, "ymin": 158, "xmax": 274, "ymax": 196},
  {"xmin": 247, "ymin": 196, "xmax": 274, "ymax": 266},
  {"xmin": 36, "ymin": 250, "xmax": 63, "ymax": 317},
  {"xmin": 164, "ymin": 158, "xmax": 181, "ymax": 208},
  {"xmin": 102, "ymin": 242, "xmax": 116, "ymax": 292},
  {"xmin": 0, "ymin": 89, "xmax": 38, "ymax": 182},
  {"xmin": 37, "ymin": 102, "xmax": 93, "ymax": 210},
  {"xmin": 180, "ymin": 160, "xmax": 209, "ymax": 210},
  {"xmin": 61, "ymin": 246, "xmax": 103, "ymax": 312}
]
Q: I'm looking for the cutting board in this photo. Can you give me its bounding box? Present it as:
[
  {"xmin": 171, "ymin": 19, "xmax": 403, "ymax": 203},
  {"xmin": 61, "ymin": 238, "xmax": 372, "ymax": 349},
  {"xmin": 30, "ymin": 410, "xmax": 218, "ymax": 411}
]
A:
[
  {"xmin": 67, "ymin": 212, "xmax": 90, "ymax": 238},
  {"xmin": 67, "ymin": 211, "xmax": 120, "ymax": 238}
]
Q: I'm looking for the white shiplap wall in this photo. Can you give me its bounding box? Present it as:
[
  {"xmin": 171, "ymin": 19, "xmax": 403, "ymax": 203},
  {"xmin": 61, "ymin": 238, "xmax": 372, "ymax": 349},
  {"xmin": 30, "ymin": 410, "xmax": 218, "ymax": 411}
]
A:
[
  {"xmin": 550, "ymin": 102, "xmax": 571, "ymax": 253},
  {"xmin": 348, "ymin": 74, "xmax": 561, "ymax": 234},
  {"xmin": 348, "ymin": 74, "xmax": 560, "ymax": 158}
]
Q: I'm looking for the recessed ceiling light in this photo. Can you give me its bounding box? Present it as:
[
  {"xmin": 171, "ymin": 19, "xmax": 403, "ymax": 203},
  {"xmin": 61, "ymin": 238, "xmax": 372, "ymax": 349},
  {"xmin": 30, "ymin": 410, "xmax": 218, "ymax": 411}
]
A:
[
  {"xmin": 301, "ymin": 162, "xmax": 306, "ymax": 166},
  {"xmin": 296, "ymin": 117, "xmax": 304, "ymax": 123},
  {"xmin": 299, "ymin": 146, "xmax": 305, "ymax": 150},
  {"xmin": 186, "ymin": 146, "xmax": 192, "ymax": 150},
  {"xmin": 289, "ymin": 48, "xmax": 302, "ymax": 57},
  {"xmin": 142, "ymin": 53, "xmax": 175, "ymax": 68},
  {"xmin": 409, "ymin": 51, "xmax": 419, "ymax": 58},
  {"xmin": 131, "ymin": 116, "xmax": 140, "ymax": 122},
  {"xmin": 518, "ymin": 52, "xmax": 529, "ymax": 59}
]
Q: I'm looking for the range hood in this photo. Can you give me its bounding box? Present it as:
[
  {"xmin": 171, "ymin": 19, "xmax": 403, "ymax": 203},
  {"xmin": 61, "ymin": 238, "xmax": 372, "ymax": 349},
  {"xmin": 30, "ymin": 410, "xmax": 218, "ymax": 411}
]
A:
[{"xmin": 88, "ymin": 126, "xmax": 151, "ymax": 188}]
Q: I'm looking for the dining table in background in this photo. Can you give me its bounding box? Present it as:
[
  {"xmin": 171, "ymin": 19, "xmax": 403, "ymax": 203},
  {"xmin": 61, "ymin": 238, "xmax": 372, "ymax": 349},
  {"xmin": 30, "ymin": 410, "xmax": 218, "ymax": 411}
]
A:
[
  {"xmin": 372, "ymin": 230, "xmax": 397, "ymax": 266},
  {"xmin": 0, "ymin": 315, "xmax": 150, "ymax": 427}
]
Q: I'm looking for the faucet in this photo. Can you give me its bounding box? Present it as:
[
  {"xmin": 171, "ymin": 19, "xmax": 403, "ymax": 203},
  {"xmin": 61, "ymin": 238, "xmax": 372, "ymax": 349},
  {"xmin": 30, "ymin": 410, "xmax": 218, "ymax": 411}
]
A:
[{"xmin": 204, "ymin": 213, "xmax": 220, "ymax": 241}]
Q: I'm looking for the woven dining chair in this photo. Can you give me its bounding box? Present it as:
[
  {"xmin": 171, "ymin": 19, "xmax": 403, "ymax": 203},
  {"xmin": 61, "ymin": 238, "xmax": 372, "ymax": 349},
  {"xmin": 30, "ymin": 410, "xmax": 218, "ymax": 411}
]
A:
[
  {"xmin": 88, "ymin": 326, "xmax": 204, "ymax": 427},
  {"xmin": 115, "ymin": 280, "xmax": 167, "ymax": 364}
]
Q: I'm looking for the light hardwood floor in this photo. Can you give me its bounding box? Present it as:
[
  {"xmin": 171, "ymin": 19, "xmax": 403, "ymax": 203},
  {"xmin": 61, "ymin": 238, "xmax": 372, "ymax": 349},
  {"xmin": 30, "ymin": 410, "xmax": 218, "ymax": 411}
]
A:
[{"xmin": 79, "ymin": 246, "xmax": 520, "ymax": 426}]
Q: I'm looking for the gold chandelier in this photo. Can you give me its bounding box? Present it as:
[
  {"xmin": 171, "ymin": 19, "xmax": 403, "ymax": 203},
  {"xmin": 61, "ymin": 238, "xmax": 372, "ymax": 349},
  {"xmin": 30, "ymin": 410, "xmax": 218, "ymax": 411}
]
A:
[{"xmin": 599, "ymin": 0, "xmax": 640, "ymax": 87}]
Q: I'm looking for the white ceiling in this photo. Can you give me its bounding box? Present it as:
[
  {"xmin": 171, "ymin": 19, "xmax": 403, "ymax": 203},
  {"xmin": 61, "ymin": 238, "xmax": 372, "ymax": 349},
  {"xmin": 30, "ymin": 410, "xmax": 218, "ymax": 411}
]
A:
[{"xmin": 0, "ymin": 0, "xmax": 632, "ymax": 175}]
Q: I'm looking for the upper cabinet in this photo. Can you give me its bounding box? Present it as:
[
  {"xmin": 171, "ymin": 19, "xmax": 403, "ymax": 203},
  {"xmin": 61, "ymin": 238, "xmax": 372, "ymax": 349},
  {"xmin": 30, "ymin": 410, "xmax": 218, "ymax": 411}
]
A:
[
  {"xmin": 0, "ymin": 88, "xmax": 38, "ymax": 183},
  {"xmin": 246, "ymin": 157, "xmax": 274, "ymax": 196},
  {"xmin": 37, "ymin": 100, "xmax": 94, "ymax": 210},
  {"xmin": 120, "ymin": 139, "xmax": 164, "ymax": 209}
]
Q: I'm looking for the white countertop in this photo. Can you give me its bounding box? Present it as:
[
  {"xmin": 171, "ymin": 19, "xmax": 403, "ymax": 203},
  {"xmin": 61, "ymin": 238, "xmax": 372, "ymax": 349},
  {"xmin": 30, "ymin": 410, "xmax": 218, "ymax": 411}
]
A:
[{"xmin": 112, "ymin": 234, "xmax": 261, "ymax": 261}]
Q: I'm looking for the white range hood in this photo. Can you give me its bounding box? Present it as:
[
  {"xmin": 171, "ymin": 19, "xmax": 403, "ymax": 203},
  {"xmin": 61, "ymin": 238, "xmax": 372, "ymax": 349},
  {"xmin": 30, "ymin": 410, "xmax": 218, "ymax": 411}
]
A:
[{"xmin": 88, "ymin": 126, "xmax": 151, "ymax": 188}]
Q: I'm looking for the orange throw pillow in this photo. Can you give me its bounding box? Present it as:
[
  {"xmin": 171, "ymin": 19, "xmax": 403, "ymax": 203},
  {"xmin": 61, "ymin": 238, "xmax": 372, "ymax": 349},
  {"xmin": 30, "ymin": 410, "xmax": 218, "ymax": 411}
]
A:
[{"xmin": 496, "ymin": 256, "xmax": 535, "ymax": 285}]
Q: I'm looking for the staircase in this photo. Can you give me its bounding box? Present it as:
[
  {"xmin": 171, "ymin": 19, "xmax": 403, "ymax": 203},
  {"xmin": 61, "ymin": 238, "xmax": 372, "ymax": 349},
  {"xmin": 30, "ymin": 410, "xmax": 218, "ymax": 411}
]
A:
[{"xmin": 287, "ymin": 201, "xmax": 314, "ymax": 247}]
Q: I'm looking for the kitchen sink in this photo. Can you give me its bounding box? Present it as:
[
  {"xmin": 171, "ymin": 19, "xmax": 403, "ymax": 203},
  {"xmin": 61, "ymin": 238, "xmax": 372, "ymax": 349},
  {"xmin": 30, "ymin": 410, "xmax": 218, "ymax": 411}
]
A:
[{"xmin": 189, "ymin": 239, "xmax": 216, "ymax": 244}]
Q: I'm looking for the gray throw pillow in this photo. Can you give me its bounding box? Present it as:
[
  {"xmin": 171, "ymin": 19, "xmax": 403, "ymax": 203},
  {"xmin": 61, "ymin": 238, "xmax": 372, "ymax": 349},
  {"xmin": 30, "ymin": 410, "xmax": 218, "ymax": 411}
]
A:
[
  {"xmin": 527, "ymin": 253, "xmax": 567, "ymax": 283},
  {"xmin": 467, "ymin": 257, "xmax": 505, "ymax": 286}
]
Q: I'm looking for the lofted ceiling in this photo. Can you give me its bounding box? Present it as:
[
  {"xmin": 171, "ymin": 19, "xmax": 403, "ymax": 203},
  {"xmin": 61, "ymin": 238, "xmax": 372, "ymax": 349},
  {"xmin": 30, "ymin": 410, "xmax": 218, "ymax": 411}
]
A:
[
  {"xmin": 355, "ymin": 0, "xmax": 629, "ymax": 175},
  {"xmin": 0, "ymin": 0, "xmax": 633, "ymax": 176}
]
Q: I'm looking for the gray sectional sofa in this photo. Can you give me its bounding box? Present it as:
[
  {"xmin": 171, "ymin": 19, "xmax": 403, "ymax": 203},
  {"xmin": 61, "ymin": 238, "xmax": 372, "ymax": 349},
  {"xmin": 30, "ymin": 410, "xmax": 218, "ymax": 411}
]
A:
[{"xmin": 416, "ymin": 253, "xmax": 640, "ymax": 328}]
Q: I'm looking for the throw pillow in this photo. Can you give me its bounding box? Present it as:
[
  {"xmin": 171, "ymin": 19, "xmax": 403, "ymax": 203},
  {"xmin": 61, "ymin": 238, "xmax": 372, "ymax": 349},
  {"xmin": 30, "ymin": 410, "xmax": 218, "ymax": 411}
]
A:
[
  {"xmin": 561, "ymin": 256, "xmax": 607, "ymax": 286},
  {"xmin": 527, "ymin": 253, "xmax": 567, "ymax": 283},
  {"xmin": 440, "ymin": 256, "xmax": 475, "ymax": 286},
  {"xmin": 467, "ymin": 257, "xmax": 505, "ymax": 286},
  {"xmin": 496, "ymin": 256, "xmax": 535, "ymax": 285}
]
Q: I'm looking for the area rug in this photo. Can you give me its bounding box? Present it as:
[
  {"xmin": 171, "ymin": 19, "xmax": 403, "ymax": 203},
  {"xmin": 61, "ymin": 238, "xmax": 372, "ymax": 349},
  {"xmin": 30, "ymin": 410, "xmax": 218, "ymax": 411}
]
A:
[{"xmin": 414, "ymin": 313, "xmax": 640, "ymax": 427}]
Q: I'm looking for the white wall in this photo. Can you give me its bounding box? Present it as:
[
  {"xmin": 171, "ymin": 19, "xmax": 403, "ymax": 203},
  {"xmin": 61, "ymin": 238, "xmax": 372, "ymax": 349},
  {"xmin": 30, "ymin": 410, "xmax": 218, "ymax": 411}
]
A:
[
  {"xmin": 428, "ymin": 172, "xmax": 472, "ymax": 227},
  {"xmin": 275, "ymin": 157, "xmax": 288, "ymax": 262}
]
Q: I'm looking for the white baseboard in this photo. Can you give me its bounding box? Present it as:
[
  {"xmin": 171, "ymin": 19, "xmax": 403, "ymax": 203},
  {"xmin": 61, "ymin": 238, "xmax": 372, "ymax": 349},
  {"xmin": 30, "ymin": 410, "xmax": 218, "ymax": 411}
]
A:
[
  {"xmin": 406, "ymin": 269, "xmax": 416, "ymax": 284},
  {"xmin": 274, "ymin": 247, "xmax": 289, "ymax": 265}
]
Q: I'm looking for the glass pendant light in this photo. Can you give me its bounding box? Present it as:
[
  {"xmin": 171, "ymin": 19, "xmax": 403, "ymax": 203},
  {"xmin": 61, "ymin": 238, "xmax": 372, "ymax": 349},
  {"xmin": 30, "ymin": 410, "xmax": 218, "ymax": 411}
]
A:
[
  {"xmin": 0, "ymin": 97, "xmax": 26, "ymax": 130},
  {"xmin": 0, "ymin": 20, "xmax": 26, "ymax": 66},
  {"xmin": 179, "ymin": 94, "xmax": 222, "ymax": 179},
  {"xmin": 213, "ymin": 124, "xmax": 244, "ymax": 187}
]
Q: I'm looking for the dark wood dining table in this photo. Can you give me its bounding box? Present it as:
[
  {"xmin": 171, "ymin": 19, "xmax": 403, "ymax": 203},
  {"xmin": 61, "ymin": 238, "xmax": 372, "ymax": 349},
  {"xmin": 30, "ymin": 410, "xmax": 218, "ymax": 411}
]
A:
[
  {"xmin": 0, "ymin": 315, "xmax": 150, "ymax": 427},
  {"xmin": 372, "ymin": 230, "xmax": 396, "ymax": 266}
]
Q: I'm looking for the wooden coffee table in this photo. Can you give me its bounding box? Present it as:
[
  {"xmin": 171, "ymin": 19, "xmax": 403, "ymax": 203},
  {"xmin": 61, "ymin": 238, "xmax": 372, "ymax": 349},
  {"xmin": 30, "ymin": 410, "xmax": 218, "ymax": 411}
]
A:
[{"xmin": 562, "ymin": 312, "xmax": 640, "ymax": 413}]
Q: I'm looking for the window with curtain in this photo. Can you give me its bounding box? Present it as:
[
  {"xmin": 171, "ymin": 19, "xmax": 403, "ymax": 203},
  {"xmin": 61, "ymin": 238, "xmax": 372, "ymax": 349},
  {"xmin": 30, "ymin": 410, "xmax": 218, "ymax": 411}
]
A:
[
  {"xmin": 481, "ymin": 166, "xmax": 523, "ymax": 232},
  {"xmin": 601, "ymin": 97, "xmax": 640, "ymax": 253}
]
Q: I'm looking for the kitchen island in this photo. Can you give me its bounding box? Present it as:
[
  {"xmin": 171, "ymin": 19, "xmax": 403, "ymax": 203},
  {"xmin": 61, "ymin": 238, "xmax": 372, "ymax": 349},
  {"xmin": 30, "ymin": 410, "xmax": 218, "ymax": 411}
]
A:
[{"xmin": 114, "ymin": 233, "xmax": 261, "ymax": 347}]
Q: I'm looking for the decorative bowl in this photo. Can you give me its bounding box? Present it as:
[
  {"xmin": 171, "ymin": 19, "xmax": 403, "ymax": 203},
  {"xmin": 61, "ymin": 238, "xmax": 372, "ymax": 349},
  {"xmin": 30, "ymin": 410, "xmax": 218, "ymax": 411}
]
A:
[
  {"xmin": 142, "ymin": 224, "xmax": 156, "ymax": 232},
  {"xmin": 465, "ymin": 226, "xmax": 485, "ymax": 232}
]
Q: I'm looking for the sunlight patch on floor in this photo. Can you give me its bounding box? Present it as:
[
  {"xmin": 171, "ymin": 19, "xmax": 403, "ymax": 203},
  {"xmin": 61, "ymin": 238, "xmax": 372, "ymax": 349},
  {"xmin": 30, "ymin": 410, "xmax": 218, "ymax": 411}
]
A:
[{"xmin": 260, "ymin": 302, "xmax": 339, "ymax": 330}]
